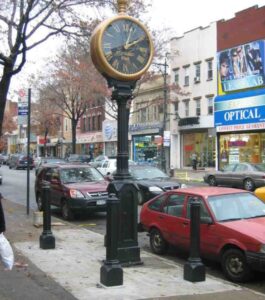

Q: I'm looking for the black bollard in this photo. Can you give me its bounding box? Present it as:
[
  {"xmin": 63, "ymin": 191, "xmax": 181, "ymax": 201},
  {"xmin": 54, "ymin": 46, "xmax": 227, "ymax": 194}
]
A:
[
  {"xmin": 40, "ymin": 180, "xmax": 55, "ymax": 249},
  {"xmin": 184, "ymin": 198, "xmax": 205, "ymax": 282},
  {"xmin": 100, "ymin": 193, "xmax": 123, "ymax": 287}
]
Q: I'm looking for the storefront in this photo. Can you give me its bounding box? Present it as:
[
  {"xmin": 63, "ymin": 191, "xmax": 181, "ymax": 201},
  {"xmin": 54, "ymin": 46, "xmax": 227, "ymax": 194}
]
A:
[
  {"xmin": 129, "ymin": 121, "xmax": 163, "ymax": 166},
  {"xmin": 76, "ymin": 132, "xmax": 104, "ymax": 158},
  {"xmin": 182, "ymin": 131, "xmax": 216, "ymax": 168},
  {"xmin": 215, "ymin": 88, "xmax": 265, "ymax": 169}
]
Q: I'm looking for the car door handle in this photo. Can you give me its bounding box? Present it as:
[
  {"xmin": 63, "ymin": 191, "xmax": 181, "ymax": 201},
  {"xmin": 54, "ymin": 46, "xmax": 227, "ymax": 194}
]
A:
[
  {"xmin": 158, "ymin": 215, "xmax": 164, "ymax": 219},
  {"xmin": 182, "ymin": 221, "xmax": 189, "ymax": 225}
]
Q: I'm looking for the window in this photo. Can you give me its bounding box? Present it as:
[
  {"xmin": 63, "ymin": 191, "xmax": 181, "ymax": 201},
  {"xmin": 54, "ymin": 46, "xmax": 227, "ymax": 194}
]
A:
[
  {"xmin": 183, "ymin": 66, "xmax": 189, "ymax": 86},
  {"xmin": 207, "ymin": 96, "xmax": 213, "ymax": 115},
  {"xmin": 92, "ymin": 116, "xmax": 96, "ymax": 131},
  {"xmin": 148, "ymin": 195, "xmax": 166, "ymax": 211},
  {"xmin": 97, "ymin": 114, "xmax": 102, "ymax": 130},
  {"xmin": 194, "ymin": 63, "xmax": 201, "ymax": 83},
  {"xmin": 173, "ymin": 68, "xmax": 179, "ymax": 84},
  {"xmin": 82, "ymin": 117, "xmax": 86, "ymax": 132},
  {"xmin": 186, "ymin": 196, "xmax": 209, "ymax": 219},
  {"xmin": 87, "ymin": 117, "xmax": 91, "ymax": 131},
  {"xmin": 141, "ymin": 107, "xmax": 147, "ymax": 122},
  {"xmin": 183, "ymin": 99, "xmax": 189, "ymax": 117},
  {"xmin": 207, "ymin": 60, "xmax": 213, "ymax": 80},
  {"xmin": 162, "ymin": 194, "xmax": 185, "ymax": 217},
  {"xmin": 194, "ymin": 98, "xmax": 201, "ymax": 116},
  {"xmin": 173, "ymin": 101, "xmax": 179, "ymax": 113}
]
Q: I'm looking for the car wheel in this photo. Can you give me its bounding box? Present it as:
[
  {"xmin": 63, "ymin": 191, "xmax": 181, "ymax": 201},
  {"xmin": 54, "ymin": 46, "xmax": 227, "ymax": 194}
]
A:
[
  {"xmin": 243, "ymin": 178, "xmax": 255, "ymax": 191},
  {"xmin": 61, "ymin": 200, "xmax": 74, "ymax": 221},
  {"xmin": 36, "ymin": 193, "xmax": 43, "ymax": 211},
  {"xmin": 150, "ymin": 228, "xmax": 168, "ymax": 255},
  {"xmin": 137, "ymin": 190, "xmax": 145, "ymax": 205},
  {"xmin": 208, "ymin": 175, "xmax": 217, "ymax": 186},
  {"xmin": 221, "ymin": 248, "xmax": 253, "ymax": 282}
]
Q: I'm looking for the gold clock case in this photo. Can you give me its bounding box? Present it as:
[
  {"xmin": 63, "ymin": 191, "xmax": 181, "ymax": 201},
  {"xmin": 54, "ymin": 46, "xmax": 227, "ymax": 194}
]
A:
[{"xmin": 90, "ymin": 15, "xmax": 154, "ymax": 82}]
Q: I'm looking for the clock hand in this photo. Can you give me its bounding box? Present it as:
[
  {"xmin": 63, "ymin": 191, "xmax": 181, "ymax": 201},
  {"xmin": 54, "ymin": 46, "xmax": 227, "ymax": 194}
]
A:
[
  {"xmin": 124, "ymin": 36, "xmax": 145, "ymax": 50},
  {"xmin": 125, "ymin": 27, "xmax": 133, "ymax": 47}
]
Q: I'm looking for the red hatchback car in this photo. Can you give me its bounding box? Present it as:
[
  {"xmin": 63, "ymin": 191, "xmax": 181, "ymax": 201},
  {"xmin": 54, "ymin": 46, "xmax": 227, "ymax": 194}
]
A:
[
  {"xmin": 140, "ymin": 186, "xmax": 265, "ymax": 282},
  {"xmin": 35, "ymin": 164, "xmax": 109, "ymax": 220}
]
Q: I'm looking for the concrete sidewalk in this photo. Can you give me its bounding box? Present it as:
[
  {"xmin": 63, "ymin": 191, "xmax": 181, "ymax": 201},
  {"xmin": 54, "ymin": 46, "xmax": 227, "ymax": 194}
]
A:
[{"xmin": 2, "ymin": 198, "xmax": 265, "ymax": 300}]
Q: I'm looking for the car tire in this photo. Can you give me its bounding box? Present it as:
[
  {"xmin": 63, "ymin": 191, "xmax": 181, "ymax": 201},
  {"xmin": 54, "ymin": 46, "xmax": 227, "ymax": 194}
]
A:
[
  {"xmin": 36, "ymin": 193, "xmax": 43, "ymax": 211},
  {"xmin": 150, "ymin": 228, "xmax": 168, "ymax": 255},
  {"xmin": 137, "ymin": 190, "xmax": 145, "ymax": 205},
  {"xmin": 208, "ymin": 175, "xmax": 217, "ymax": 186},
  {"xmin": 243, "ymin": 178, "xmax": 255, "ymax": 191},
  {"xmin": 221, "ymin": 248, "xmax": 253, "ymax": 282},
  {"xmin": 61, "ymin": 200, "xmax": 74, "ymax": 221}
]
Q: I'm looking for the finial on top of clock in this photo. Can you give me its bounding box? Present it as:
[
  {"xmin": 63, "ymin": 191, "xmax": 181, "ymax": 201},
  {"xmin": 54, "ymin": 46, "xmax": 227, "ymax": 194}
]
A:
[{"xmin": 117, "ymin": 0, "xmax": 128, "ymax": 14}]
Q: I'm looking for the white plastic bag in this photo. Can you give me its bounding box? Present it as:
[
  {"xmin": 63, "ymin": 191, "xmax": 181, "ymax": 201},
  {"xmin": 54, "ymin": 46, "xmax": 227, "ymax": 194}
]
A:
[{"xmin": 0, "ymin": 232, "xmax": 14, "ymax": 270}]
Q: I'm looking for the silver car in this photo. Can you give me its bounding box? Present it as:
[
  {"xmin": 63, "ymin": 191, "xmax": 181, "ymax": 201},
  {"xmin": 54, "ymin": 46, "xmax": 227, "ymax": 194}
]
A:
[{"xmin": 203, "ymin": 163, "xmax": 265, "ymax": 191}]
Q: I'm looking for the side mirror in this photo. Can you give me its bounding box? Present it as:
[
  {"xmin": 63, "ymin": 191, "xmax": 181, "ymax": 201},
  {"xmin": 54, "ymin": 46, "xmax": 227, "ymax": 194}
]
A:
[{"xmin": 200, "ymin": 216, "xmax": 213, "ymax": 224}]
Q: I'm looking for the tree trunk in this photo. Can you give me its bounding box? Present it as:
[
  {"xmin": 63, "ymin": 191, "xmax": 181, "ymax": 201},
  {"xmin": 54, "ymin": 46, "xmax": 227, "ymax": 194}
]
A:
[
  {"xmin": 0, "ymin": 67, "xmax": 12, "ymax": 136},
  {"xmin": 71, "ymin": 119, "xmax": 77, "ymax": 154}
]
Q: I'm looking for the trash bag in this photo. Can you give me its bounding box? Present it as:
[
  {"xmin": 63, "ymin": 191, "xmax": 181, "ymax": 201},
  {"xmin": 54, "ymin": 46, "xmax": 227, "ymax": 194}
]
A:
[{"xmin": 0, "ymin": 233, "xmax": 14, "ymax": 270}]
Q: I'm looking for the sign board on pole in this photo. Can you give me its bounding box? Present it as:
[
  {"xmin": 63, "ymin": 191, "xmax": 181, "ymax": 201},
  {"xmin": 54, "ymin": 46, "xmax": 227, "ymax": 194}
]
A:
[
  {"xmin": 17, "ymin": 89, "xmax": 28, "ymax": 125},
  {"xmin": 163, "ymin": 131, "xmax": 171, "ymax": 147}
]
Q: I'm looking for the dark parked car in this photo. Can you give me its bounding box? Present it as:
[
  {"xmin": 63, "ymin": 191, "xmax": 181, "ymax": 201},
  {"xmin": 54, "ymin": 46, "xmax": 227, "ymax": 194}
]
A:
[
  {"xmin": 204, "ymin": 163, "xmax": 265, "ymax": 191},
  {"xmin": 125, "ymin": 165, "xmax": 186, "ymax": 205},
  {"xmin": 35, "ymin": 164, "xmax": 109, "ymax": 220},
  {"xmin": 140, "ymin": 186, "xmax": 265, "ymax": 282},
  {"xmin": 9, "ymin": 154, "xmax": 34, "ymax": 170}
]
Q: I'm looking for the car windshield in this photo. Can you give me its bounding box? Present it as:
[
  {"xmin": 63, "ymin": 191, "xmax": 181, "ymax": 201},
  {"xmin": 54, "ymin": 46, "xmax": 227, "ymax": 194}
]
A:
[
  {"xmin": 130, "ymin": 167, "xmax": 168, "ymax": 180},
  {"xmin": 60, "ymin": 167, "xmax": 104, "ymax": 183},
  {"xmin": 208, "ymin": 192, "xmax": 265, "ymax": 222}
]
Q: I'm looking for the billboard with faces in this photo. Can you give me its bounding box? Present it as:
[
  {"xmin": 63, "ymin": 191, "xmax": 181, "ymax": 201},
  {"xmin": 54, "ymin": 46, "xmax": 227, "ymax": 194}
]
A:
[{"xmin": 217, "ymin": 40, "xmax": 265, "ymax": 95}]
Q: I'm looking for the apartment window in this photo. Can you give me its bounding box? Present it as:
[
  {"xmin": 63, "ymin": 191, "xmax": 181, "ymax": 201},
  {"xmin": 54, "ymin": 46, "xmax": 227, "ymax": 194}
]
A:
[
  {"xmin": 82, "ymin": 117, "xmax": 86, "ymax": 132},
  {"xmin": 92, "ymin": 116, "xmax": 96, "ymax": 130},
  {"xmin": 97, "ymin": 114, "xmax": 102, "ymax": 130},
  {"xmin": 141, "ymin": 107, "xmax": 147, "ymax": 122},
  {"xmin": 87, "ymin": 117, "xmax": 91, "ymax": 131},
  {"xmin": 194, "ymin": 63, "xmax": 201, "ymax": 83},
  {"xmin": 173, "ymin": 68, "xmax": 179, "ymax": 84},
  {"xmin": 207, "ymin": 96, "xmax": 213, "ymax": 115},
  {"xmin": 207, "ymin": 60, "xmax": 213, "ymax": 80},
  {"xmin": 173, "ymin": 101, "xmax": 179, "ymax": 113},
  {"xmin": 183, "ymin": 66, "xmax": 189, "ymax": 86},
  {"xmin": 194, "ymin": 98, "xmax": 201, "ymax": 116},
  {"xmin": 183, "ymin": 100, "xmax": 189, "ymax": 117}
]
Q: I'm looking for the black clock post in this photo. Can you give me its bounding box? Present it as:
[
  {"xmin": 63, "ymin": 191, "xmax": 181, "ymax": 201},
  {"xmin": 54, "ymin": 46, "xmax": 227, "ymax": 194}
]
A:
[{"xmin": 107, "ymin": 78, "xmax": 142, "ymax": 266}]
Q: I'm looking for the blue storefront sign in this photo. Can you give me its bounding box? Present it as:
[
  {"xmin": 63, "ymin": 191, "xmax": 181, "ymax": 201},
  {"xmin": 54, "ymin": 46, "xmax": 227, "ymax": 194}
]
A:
[{"xmin": 214, "ymin": 88, "xmax": 265, "ymax": 129}]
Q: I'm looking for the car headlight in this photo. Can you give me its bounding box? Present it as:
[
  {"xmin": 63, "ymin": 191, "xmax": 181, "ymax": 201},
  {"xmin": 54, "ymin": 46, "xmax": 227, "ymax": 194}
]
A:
[
  {"xmin": 69, "ymin": 189, "xmax": 85, "ymax": 198},
  {"xmin": 259, "ymin": 244, "xmax": 265, "ymax": 253},
  {"xmin": 149, "ymin": 186, "xmax": 163, "ymax": 192}
]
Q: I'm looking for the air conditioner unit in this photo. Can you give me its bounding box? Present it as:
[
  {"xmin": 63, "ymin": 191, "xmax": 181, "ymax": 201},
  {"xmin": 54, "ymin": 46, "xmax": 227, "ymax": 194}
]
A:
[{"xmin": 194, "ymin": 76, "xmax": 200, "ymax": 83}]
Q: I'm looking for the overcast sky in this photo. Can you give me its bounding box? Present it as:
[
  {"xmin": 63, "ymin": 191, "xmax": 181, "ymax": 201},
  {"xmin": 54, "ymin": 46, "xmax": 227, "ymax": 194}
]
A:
[
  {"xmin": 9, "ymin": 0, "xmax": 265, "ymax": 98},
  {"xmin": 149, "ymin": 0, "xmax": 265, "ymax": 37}
]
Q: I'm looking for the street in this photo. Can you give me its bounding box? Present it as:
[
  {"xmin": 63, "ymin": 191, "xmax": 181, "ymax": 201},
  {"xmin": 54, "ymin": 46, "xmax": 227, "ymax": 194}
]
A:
[{"xmin": 1, "ymin": 165, "xmax": 265, "ymax": 293}]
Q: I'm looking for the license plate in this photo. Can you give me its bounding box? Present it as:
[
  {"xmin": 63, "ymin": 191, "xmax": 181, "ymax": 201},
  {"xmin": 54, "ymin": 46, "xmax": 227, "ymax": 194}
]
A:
[{"xmin": 97, "ymin": 200, "xmax": 106, "ymax": 205}]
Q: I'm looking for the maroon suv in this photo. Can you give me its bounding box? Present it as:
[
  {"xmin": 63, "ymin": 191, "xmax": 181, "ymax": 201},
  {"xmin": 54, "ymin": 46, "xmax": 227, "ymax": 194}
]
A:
[{"xmin": 35, "ymin": 164, "xmax": 109, "ymax": 220}]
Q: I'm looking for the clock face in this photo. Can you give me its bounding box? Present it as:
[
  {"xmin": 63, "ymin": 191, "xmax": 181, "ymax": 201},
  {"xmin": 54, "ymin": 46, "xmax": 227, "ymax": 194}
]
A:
[{"xmin": 101, "ymin": 19, "xmax": 151, "ymax": 75}]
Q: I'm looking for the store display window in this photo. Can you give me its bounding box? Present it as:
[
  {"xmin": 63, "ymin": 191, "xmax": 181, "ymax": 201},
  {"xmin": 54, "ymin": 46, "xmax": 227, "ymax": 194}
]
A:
[{"xmin": 219, "ymin": 132, "xmax": 265, "ymax": 169}]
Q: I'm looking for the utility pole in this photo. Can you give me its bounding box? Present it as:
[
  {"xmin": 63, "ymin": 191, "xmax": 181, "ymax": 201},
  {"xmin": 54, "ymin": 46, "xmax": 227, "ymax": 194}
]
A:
[{"xmin": 154, "ymin": 56, "xmax": 169, "ymax": 173}]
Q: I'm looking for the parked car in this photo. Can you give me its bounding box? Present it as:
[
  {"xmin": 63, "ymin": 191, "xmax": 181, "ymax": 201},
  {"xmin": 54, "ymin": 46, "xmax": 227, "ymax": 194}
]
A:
[
  {"xmin": 66, "ymin": 154, "xmax": 91, "ymax": 163},
  {"xmin": 97, "ymin": 158, "xmax": 136, "ymax": 176},
  {"xmin": 254, "ymin": 186, "xmax": 265, "ymax": 202},
  {"xmin": 35, "ymin": 164, "xmax": 109, "ymax": 220},
  {"xmin": 122, "ymin": 165, "xmax": 186, "ymax": 205},
  {"xmin": 89, "ymin": 155, "xmax": 109, "ymax": 168},
  {"xmin": 9, "ymin": 154, "xmax": 34, "ymax": 170},
  {"xmin": 140, "ymin": 186, "xmax": 265, "ymax": 282},
  {"xmin": 35, "ymin": 157, "xmax": 66, "ymax": 175},
  {"xmin": 203, "ymin": 163, "xmax": 265, "ymax": 191}
]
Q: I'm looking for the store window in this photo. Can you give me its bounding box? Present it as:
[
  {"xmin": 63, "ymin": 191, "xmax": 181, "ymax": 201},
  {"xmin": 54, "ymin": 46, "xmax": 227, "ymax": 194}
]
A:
[
  {"xmin": 183, "ymin": 131, "xmax": 216, "ymax": 168},
  {"xmin": 133, "ymin": 135, "xmax": 162, "ymax": 166},
  {"xmin": 219, "ymin": 132, "xmax": 265, "ymax": 170}
]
